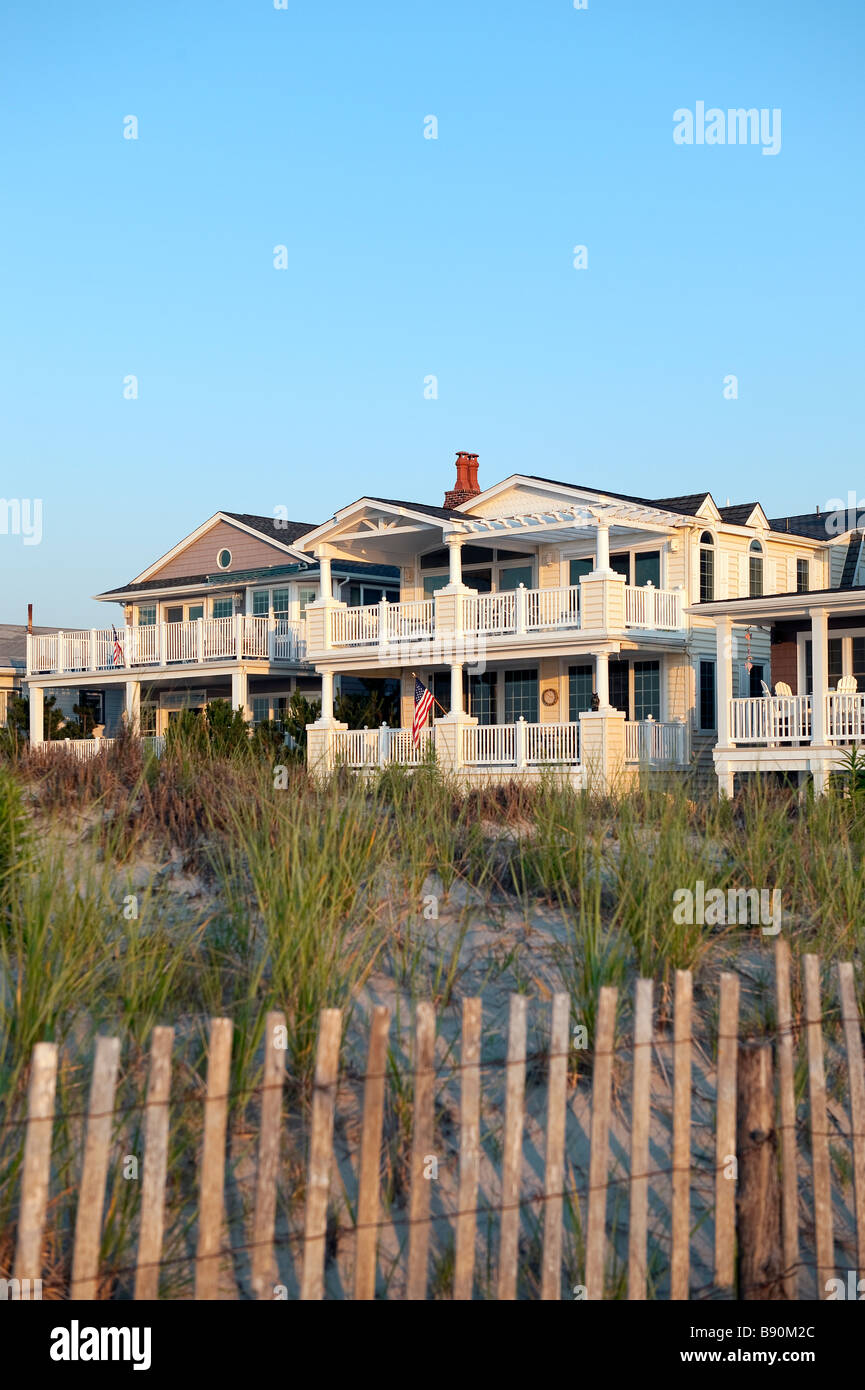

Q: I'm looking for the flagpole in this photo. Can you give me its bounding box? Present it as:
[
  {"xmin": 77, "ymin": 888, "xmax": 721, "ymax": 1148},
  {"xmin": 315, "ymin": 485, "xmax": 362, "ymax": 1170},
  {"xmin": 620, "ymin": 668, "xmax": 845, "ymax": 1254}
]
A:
[{"xmin": 411, "ymin": 671, "xmax": 449, "ymax": 718}]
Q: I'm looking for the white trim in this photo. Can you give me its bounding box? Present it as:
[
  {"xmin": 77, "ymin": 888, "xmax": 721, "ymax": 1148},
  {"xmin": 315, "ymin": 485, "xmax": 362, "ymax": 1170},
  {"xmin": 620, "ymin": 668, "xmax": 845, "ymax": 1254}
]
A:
[{"xmin": 131, "ymin": 512, "xmax": 311, "ymax": 585}]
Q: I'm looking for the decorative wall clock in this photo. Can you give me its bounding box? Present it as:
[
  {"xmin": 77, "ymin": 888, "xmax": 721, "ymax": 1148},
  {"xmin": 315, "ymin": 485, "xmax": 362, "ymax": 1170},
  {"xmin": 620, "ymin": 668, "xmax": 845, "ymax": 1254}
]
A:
[{"xmin": 542, "ymin": 687, "xmax": 558, "ymax": 707}]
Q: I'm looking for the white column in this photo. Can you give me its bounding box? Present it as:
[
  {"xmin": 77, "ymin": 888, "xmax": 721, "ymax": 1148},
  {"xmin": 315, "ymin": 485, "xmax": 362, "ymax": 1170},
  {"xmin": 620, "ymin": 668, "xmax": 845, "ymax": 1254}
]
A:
[
  {"xmin": 450, "ymin": 664, "xmax": 463, "ymax": 717},
  {"xmin": 716, "ymin": 616, "xmax": 733, "ymax": 747},
  {"xmin": 595, "ymin": 523, "xmax": 611, "ymax": 573},
  {"xmin": 125, "ymin": 680, "xmax": 141, "ymax": 735},
  {"xmin": 29, "ymin": 685, "xmax": 44, "ymax": 745},
  {"xmin": 446, "ymin": 535, "xmax": 463, "ymax": 588},
  {"xmin": 318, "ymin": 550, "xmax": 333, "ymax": 600},
  {"xmin": 231, "ymin": 669, "xmax": 250, "ymax": 722},
  {"xmin": 319, "ymin": 668, "xmax": 335, "ymax": 722},
  {"xmin": 595, "ymin": 651, "xmax": 610, "ymax": 709},
  {"xmin": 515, "ymin": 583, "xmax": 527, "ymax": 634},
  {"xmin": 810, "ymin": 607, "xmax": 829, "ymax": 745}
]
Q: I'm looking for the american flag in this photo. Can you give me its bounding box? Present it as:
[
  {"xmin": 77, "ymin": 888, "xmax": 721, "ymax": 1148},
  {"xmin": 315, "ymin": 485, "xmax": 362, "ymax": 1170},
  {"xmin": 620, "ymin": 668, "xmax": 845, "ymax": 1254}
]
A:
[
  {"xmin": 112, "ymin": 625, "xmax": 124, "ymax": 667},
  {"xmin": 412, "ymin": 676, "xmax": 434, "ymax": 746}
]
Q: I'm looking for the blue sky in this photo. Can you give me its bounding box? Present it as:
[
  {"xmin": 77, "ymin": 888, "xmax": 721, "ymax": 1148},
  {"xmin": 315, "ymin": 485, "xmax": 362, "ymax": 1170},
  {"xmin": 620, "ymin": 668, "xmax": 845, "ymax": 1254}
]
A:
[{"xmin": 1, "ymin": 0, "xmax": 863, "ymax": 626}]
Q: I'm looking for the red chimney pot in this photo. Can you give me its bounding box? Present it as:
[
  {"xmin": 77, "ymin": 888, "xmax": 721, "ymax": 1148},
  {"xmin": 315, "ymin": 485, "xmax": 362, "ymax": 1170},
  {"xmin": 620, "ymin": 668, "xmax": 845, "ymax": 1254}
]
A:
[{"xmin": 444, "ymin": 451, "xmax": 481, "ymax": 510}]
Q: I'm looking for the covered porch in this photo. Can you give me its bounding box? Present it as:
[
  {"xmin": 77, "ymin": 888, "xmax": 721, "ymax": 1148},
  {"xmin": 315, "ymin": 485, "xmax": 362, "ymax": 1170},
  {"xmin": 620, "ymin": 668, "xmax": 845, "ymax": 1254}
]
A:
[{"xmin": 694, "ymin": 588, "xmax": 865, "ymax": 795}]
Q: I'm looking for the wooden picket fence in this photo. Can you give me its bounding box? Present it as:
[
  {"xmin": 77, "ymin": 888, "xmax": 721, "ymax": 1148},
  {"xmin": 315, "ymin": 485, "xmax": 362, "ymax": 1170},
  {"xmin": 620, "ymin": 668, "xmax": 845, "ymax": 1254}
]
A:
[{"xmin": 6, "ymin": 938, "xmax": 865, "ymax": 1300}]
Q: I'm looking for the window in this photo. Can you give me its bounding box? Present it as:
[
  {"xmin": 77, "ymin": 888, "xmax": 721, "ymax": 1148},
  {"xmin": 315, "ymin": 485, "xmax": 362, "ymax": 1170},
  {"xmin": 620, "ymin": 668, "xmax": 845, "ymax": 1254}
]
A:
[
  {"xmin": 298, "ymin": 587, "xmax": 317, "ymax": 615},
  {"xmin": 634, "ymin": 661, "xmax": 661, "ymax": 721},
  {"xmin": 252, "ymin": 591, "xmax": 269, "ymax": 616},
  {"xmin": 212, "ymin": 598, "xmax": 233, "ymax": 619},
  {"xmin": 634, "ymin": 551, "xmax": 661, "ymax": 588},
  {"xmin": 252, "ymin": 697, "xmax": 270, "ymax": 726},
  {"xmin": 569, "ymin": 664, "xmax": 593, "ymax": 721},
  {"xmin": 749, "ymin": 541, "xmax": 764, "ymax": 597},
  {"xmin": 504, "ymin": 669, "xmax": 539, "ymax": 723},
  {"xmin": 432, "ymin": 671, "xmax": 450, "ymax": 715},
  {"xmin": 137, "ymin": 604, "xmax": 157, "ymax": 626},
  {"xmin": 188, "ymin": 604, "xmax": 204, "ymax": 622},
  {"xmin": 217, "ymin": 548, "xmax": 232, "ymax": 570},
  {"xmin": 569, "ymin": 558, "xmax": 593, "ymax": 585},
  {"xmin": 854, "ymin": 637, "xmax": 865, "ymax": 691},
  {"xmin": 423, "ymin": 574, "xmax": 450, "ymax": 599},
  {"xmin": 609, "ymin": 661, "xmax": 629, "ymax": 714},
  {"xmin": 467, "ymin": 672, "xmax": 497, "ymax": 724},
  {"xmin": 699, "ymin": 660, "xmax": 716, "ymax": 730},
  {"xmin": 796, "ymin": 558, "xmax": 809, "ymax": 593},
  {"xmin": 499, "ymin": 565, "xmax": 534, "ymax": 591},
  {"xmin": 699, "ymin": 533, "xmax": 715, "ymax": 603},
  {"xmin": 610, "ymin": 553, "xmax": 631, "ymax": 581},
  {"xmin": 749, "ymin": 664, "xmax": 765, "ymax": 698},
  {"xmin": 78, "ymin": 690, "xmax": 105, "ymax": 724}
]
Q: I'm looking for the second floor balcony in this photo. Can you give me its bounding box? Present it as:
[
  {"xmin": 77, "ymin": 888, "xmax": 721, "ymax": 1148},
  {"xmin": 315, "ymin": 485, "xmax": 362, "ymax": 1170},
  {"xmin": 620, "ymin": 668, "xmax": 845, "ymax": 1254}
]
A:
[
  {"xmin": 27, "ymin": 615, "xmax": 307, "ymax": 678},
  {"xmin": 318, "ymin": 579, "xmax": 684, "ymax": 655}
]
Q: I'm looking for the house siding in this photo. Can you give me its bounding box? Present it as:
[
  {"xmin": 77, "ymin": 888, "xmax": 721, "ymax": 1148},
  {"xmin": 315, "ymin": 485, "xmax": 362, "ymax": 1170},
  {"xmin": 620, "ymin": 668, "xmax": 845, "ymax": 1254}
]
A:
[{"xmin": 152, "ymin": 520, "xmax": 297, "ymax": 581}]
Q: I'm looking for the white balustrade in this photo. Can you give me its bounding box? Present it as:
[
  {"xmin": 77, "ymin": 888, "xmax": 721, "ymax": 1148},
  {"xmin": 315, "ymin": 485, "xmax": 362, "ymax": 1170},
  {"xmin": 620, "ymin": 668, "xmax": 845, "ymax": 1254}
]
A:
[
  {"xmin": 826, "ymin": 692, "xmax": 865, "ymax": 743},
  {"xmin": 525, "ymin": 720, "xmax": 581, "ymax": 764},
  {"xmin": 729, "ymin": 696, "xmax": 811, "ymax": 745},
  {"xmin": 624, "ymin": 719, "xmax": 689, "ymax": 765},
  {"xmin": 526, "ymin": 586, "xmax": 581, "ymax": 632},
  {"xmin": 26, "ymin": 616, "xmax": 309, "ymax": 675},
  {"xmin": 624, "ymin": 585, "xmax": 683, "ymax": 630}
]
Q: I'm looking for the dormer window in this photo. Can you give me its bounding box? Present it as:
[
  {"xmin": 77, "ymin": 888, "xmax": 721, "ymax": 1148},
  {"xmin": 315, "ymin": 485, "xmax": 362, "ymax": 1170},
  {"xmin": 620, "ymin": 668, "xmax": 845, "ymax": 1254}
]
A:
[
  {"xmin": 749, "ymin": 540, "xmax": 764, "ymax": 597},
  {"xmin": 699, "ymin": 531, "xmax": 715, "ymax": 602},
  {"xmin": 217, "ymin": 548, "xmax": 232, "ymax": 570}
]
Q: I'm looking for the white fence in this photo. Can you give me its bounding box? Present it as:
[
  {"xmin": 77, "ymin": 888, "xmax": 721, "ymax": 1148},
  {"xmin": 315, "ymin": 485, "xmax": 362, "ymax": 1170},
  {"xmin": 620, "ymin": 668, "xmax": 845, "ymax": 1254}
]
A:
[
  {"xmin": 38, "ymin": 736, "xmax": 165, "ymax": 760},
  {"xmin": 331, "ymin": 726, "xmax": 433, "ymax": 768},
  {"xmin": 624, "ymin": 585, "xmax": 683, "ymax": 630},
  {"xmin": 729, "ymin": 696, "xmax": 812, "ymax": 745},
  {"xmin": 624, "ymin": 719, "xmax": 689, "ymax": 765},
  {"xmin": 27, "ymin": 618, "xmax": 306, "ymax": 676},
  {"xmin": 826, "ymin": 692, "xmax": 865, "ymax": 743}
]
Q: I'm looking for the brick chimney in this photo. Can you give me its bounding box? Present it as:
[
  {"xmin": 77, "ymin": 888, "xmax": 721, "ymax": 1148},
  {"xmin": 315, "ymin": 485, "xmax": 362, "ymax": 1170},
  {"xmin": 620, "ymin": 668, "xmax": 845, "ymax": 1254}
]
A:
[{"xmin": 444, "ymin": 451, "xmax": 481, "ymax": 510}]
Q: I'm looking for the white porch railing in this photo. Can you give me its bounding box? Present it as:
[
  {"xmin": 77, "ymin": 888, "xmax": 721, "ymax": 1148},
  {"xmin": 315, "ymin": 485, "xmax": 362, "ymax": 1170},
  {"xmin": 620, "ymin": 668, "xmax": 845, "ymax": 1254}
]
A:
[
  {"xmin": 461, "ymin": 592, "xmax": 517, "ymax": 636},
  {"xmin": 39, "ymin": 735, "xmax": 165, "ymax": 760},
  {"xmin": 624, "ymin": 584, "xmax": 683, "ymax": 630},
  {"xmin": 331, "ymin": 725, "xmax": 432, "ymax": 768},
  {"xmin": 729, "ymin": 696, "xmax": 812, "ymax": 745},
  {"xmin": 526, "ymin": 721, "xmax": 581, "ymax": 764},
  {"xmin": 462, "ymin": 723, "xmax": 518, "ymax": 766},
  {"xmin": 27, "ymin": 617, "xmax": 306, "ymax": 676},
  {"xmin": 462, "ymin": 719, "xmax": 582, "ymax": 768},
  {"xmin": 624, "ymin": 719, "xmax": 690, "ymax": 765},
  {"xmin": 526, "ymin": 586, "xmax": 581, "ymax": 632},
  {"xmin": 826, "ymin": 692, "xmax": 865, "ymax": 743}
]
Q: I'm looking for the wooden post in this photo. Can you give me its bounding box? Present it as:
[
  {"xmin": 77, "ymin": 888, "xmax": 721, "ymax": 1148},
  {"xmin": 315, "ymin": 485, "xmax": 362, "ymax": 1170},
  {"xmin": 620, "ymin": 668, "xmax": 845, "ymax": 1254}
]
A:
[
  {"xmin": 354, "ymin": 1006, "xmax": 389, "ymax": 1301},
  {"xmin": 774, "ymin": 938, "xmax": 799, "ymax": 1299},
  {"xmin": 13, "ymin": 1043, "xmax": 58, "ymax": 1283},
  {"xmin": 195, "ymin": 1017, "xmax": 233, "ymax": 1300},
  {"xmin": 585, "ymin": 986, "xmax": 617, "ymax": 1300},
  {"xmin": 134, "ymin": 1026, "xmax": 174, "ymax": 1300},
  {"xmin": 251, "ymin": 1011, "xmax": 286, "ymax": 1299},
  {"xmin": 406, "ymin": 1002, "xmax": 436, "ymax": 1301},
  {"xmin": 803, "ymin": 955, "xmax": 834, "ymax": 1296},
  {"xmin": 541, "ymin": 993, "xmax": 570, "ymax": 1300},
  {"xmin": 714, "ymin": 971, "xmax": 740, "ymax": 1289},
  {"xmin": 301, "ymin": 1009, "xmax": 342, "ymax": 1300},
  {"xmin": 71, "ymin": 1035, "xmax": 121, "ymax": 1299},
  {"xmin": 628, "ymin": 978, "xmax": 653, "ymax": 1300},
  {"xmin": 838, "ymin": 962, "xmax": 865, "ymax": 1281},
  {"xmin": 454, "ymin": 997, "xmax": 482, "ymax": 1301},
  {"xmin": 671, "ymin": 970, "xmax": 692, "ymax": 1300},
  {"xmin": 736, "ymin": 1041, "xmax": 782, "ymax": 1299},
  {"xmin": 498, "ymin": 994, "xmax": 528, "ymax": 1301}
]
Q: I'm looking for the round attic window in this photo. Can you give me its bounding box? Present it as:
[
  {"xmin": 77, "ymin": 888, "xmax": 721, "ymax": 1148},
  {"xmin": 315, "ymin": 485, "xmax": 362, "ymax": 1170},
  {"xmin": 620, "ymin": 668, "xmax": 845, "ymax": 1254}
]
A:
[{"xmin": 217, "ymin": 548, "xmax": 232, "ymax": 570}]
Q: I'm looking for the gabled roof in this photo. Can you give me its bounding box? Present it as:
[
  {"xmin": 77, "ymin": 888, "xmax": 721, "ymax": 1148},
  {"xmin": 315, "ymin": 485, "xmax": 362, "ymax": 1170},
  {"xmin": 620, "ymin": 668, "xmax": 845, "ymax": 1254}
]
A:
[
  {"xmin": 366, "ymin": 497, "xmax": 480, "ymax": 521},
  {"xmin": 130, "ymin": 510, "xmax": 320, "ymax": 586},
  {"xmin": 221, "ymin": 512, "xmax": 321, "ymax": 545},
  {"xmin": 521, "ymin": 476, "xmax": 721, "ymax": 521}
]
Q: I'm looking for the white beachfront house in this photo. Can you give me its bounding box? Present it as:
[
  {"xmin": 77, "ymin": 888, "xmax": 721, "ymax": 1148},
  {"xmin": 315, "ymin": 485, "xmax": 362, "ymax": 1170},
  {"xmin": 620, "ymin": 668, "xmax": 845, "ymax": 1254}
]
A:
[
  {"xmin": 297, "ymin": 454, "xmax": 865, "ymax": 793},
  {"xmin": 24, "ymin": 510, "xmax": 399, "ymax": 749}
]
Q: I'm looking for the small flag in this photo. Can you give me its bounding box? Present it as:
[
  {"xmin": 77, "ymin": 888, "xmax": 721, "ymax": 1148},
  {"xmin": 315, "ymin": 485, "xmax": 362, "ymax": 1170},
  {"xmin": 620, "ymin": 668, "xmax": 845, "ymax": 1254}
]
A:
[
  {"xmin": 112, "ymin": 625, "xmax": 124, "ymax": 667},
  {"xmin": 412, "ymin": 676, "xmax": 434, "ymax": 746}
]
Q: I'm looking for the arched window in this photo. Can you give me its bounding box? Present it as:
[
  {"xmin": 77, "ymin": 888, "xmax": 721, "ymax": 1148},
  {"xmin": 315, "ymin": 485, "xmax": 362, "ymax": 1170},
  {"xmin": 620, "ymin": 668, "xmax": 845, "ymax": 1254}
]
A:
[
  {"xmin": 749, "ymin": 540, "xmax": 764, "ymax": 597},
  {"xmin": 699, "ymin": 531, "xmax": 715, "ymax": 602}
]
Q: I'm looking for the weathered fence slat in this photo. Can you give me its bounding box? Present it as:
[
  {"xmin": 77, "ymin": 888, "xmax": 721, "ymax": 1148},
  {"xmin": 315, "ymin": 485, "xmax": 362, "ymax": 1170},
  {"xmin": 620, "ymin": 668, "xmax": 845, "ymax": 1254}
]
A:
[
  {"xmin": 354, "ymin": 1005, "xmax": 390, "ymax": 1301},
  {"xmin": 838, "ymin": 962, "xmax": 865, "ymax": 1280},
  {"xmin": 628, "ymin": 978, "xmax": 653, "ymax": 1300},
  {"xmin": 541, "ymin": 993, "xmax": 570, "ymax": 1301},
  {"xmin": 671, "ymin": 969, "xmax": 693, "ymax": 1300},
  {"xmin": 195, "ymin": 1017, "xmax": 234, "ymax": 1301},
  {"xmin": 13, "ymin": 1042, "xmax": 58, "ymax": 1283},
  {"xmin": 736, "ymin": 1042, "xmax": 782, "ymax": 1299},
  {"xmin": 498, "ymin": 993, "xmax": 528, "ymax": 1301},
  {"xmin": 134, "ymin": 1025, "xmax": 174, "ymax": 1300},
  {"xmin": 300, "ymin": 1008, "xmax": 342, "ymax": 1300},
  {"xmin": 804, "ymin": 955, "xmax": 834, "ymax": 1295},
  {"xmin": 714, "ymin": 971, "xmax": 740, "ymax": 1290},
  {"xmin": 454, "ymin": 996, "xmax": 482, "ymax": 1301},
  {"xmin": 70, "ymin": 1035, "xmax": 121, "ymax": 1299},
  {"xmin": 406, "ymin": 1002, "xmax": 436, "ymax": 1301},
  {"xmin": 585, "ymin": 985, "xmax": 617, "ymax": 1300},
  {"xmin": 251, "ymin": 1011, "xmax": 286, "ymax": 1299},
  {"xmin": 774, "ymin": 937, "xmax": 799, "ymax": 1299}
]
